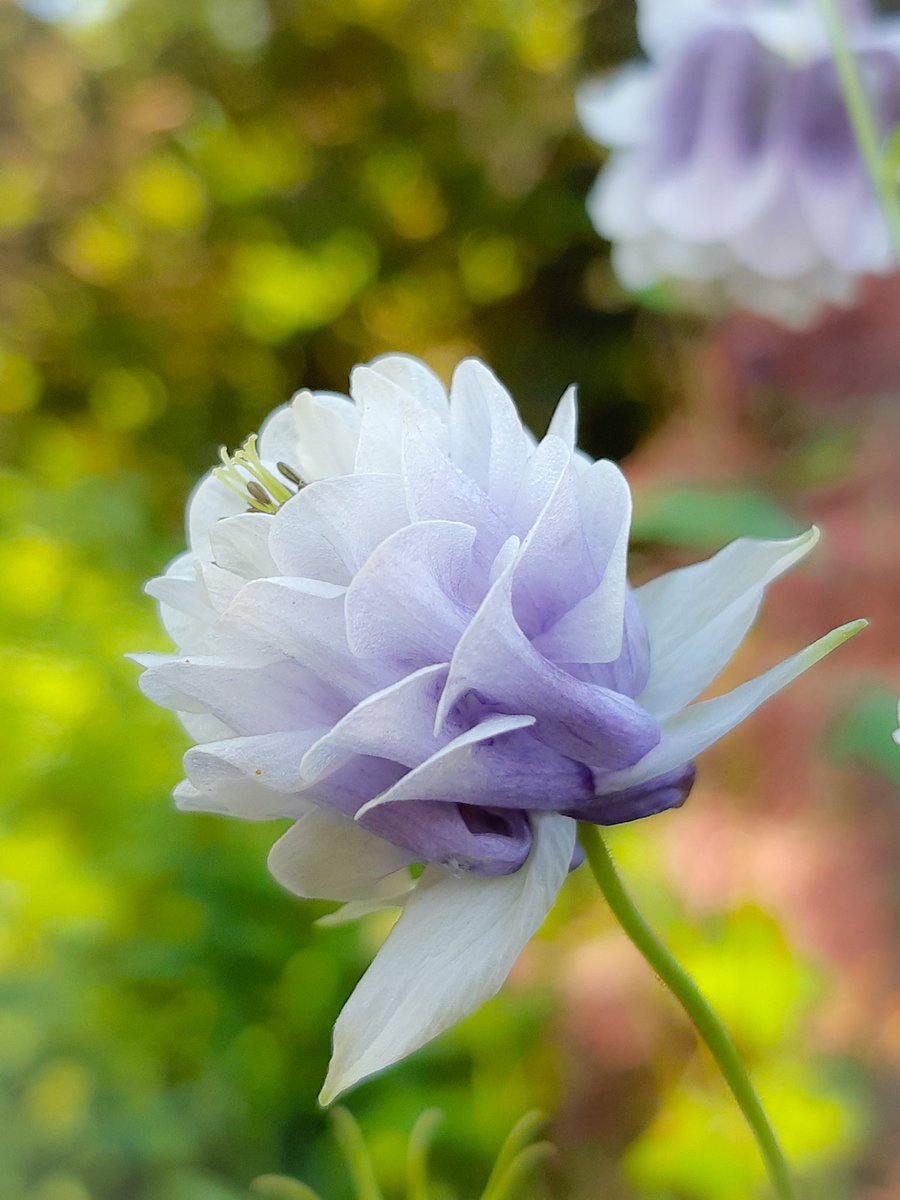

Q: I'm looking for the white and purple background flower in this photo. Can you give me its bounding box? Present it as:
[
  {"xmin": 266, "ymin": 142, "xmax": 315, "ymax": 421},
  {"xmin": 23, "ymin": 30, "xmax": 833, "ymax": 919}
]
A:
[
  {"xmin": 134, "ymin": 356, "xmax": 862, "ymax": 1100},
  {"xmin": 578, "ymin": 0, "xmax": 900, "ymax": 327}
]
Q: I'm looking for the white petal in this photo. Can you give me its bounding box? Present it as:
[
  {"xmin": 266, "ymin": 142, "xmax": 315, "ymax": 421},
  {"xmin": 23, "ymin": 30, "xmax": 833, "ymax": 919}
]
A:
[
  {"xmin": 532, "ymin": 459, "xmax": 632, "ymax": 664},
  {"xmin": 638, "ymin": 0, "xmax": 721, "ymax": 61},
  {"xmin": 184, "ymin": 730, "xmax": 319, "ymax": 795},
  {"xmin": 268, "ymin": 474, "xmax": 410, "ymax": 585},
  {"xmin": 576, "ymin": 63, "xmax": 656, "ymax": 147},
  {"xmin": 355, "ymin": 713, "xmax": 537, "ymax": 816},
  {"xmin": 300, "ymin": 664, "xmax": 450, "ymax": 782},
  {"xmin": 637, "ymin": 529, "xmax": 819, "ymax": 719},
  {"xmin": 268, "ymin": 807, "xmax": 415, "ymax": 902},
  {"xmin": 598, "ymin": 620, "xmax": 867, "ymax": 792},
  {"xmin": 316, "ymin": 896, "xmax": 410, "ymax": 927},
  {"xmin": 546, "ymin": 384, "xmax": 578, "ymax": 449},
  {"xmin": 449, "ymin": 358, "xmax": 531, "ymax": 514},
  {"xmin": 290, "ymin": 390, "xmax": 361, "ymax": 481},
  {"xmin": 208, "ymin": 513, "xmax": 278, "ymax": 579},
  {"xmin": 187, "ymin": 471, "xmax": 248, "ymax": 561},
  {"xmin": 366, "ymin": 353, "xmax": 449, "ymax": 423},
  {"xmin": 319, "ymin": 812, "xmax": 576, "ymax": 1103},
  {"xmin": 257, "ymin": 402, "xmax": 299, "ymax": 463},
  {"xmin": 352, "ymin": 365, "xmax": 448, "ymax": 474},
  {"xmin": 587, "ymin": 153, "xmax": 655, "ymax": 242}
]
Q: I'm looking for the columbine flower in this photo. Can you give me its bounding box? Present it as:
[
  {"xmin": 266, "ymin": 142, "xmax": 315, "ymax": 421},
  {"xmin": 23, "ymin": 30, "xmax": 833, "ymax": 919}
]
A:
[
  {"xmin": 577, "ymin": 0, "xmax": 900, "ymax": 328},
  {"xmin": 134, "ymin": 355, "xmax": 863, "ymax": 1101}
]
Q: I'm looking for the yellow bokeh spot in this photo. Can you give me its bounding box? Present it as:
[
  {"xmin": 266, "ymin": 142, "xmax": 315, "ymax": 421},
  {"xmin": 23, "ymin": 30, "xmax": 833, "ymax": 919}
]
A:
[
  {"xmin": 363, "ymin": 147, "xmax": 448, "ymax": 240},
  {"xmin": 0, "ymin": 534, "xmax": 72, "ymax": 617},
  {"xmin": 458, "ymin": 233, "xmax": 525, "ymax": 304},
  {"xmin": 28, "ymin": 1175, "xmax": 91, "ymax": 1200},
  {"xmin": 121, "ymin": 155, "xmax": 207, "ymax": 229},
  {"xmin": 24, "ymin": 1060, "xmax": 93, "ymax": 1137},
  {"xmin": 0, "ymin": 1010, "xmax": 41, "ymax": 1072},
  {"xmin": 232, "ymin": 232, "xmax": 378, "ymax": 341},
  {"xmin": 0, "ymin": 163, "xmax": 43, "ymax": 231},
  {"xmin": 55, "ymin": 209, "xmax": 137, "ymax": 285},
  {"xmin": 3, "ymin": 650, "xmax": 104, "ymax": 726},
  {"xmin": 88, "ymin": 366, "xmax": 167, "ymax": 431},
  {"xmin": 0, "ymin": 350, "xmax": 42, "ymax": 414},
  {"xmin": 514, "ymin": 7, "xmax": 578, "ymax": 72}
]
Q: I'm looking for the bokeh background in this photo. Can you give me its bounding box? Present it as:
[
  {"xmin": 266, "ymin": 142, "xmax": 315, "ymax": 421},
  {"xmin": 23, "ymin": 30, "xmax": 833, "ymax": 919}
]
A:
[{"xmin": 1, "ymin": 1, "xmax": 898, "ymax": 1198}]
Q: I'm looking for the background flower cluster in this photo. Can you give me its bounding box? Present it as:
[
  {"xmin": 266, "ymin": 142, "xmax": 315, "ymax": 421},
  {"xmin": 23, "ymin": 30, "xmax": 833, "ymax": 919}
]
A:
[{"xmin": 1, "ymin": 1, "xmax": 898, "ymax": 1199}]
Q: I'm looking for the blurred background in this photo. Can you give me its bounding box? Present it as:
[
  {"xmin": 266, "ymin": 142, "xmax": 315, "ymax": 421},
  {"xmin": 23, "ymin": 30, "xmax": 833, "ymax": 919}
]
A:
[{"xmin": 1, "ymin": 1, "xmax": 898, "ymax": 1198}]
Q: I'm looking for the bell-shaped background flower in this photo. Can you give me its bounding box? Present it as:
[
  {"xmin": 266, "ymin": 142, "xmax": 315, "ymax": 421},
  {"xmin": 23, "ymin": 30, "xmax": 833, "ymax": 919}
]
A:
[
  {"xmin": 134, "ymin": 355, "xmax": 863, "ymax": 1101},
  {"xmin": 577, "ymin": 0, "xmax": 900, "ymax": 328}
]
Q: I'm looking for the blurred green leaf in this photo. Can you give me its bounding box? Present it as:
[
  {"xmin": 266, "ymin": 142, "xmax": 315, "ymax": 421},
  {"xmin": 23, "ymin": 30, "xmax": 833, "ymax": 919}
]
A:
[
  {"xmin": 828, "ymin": 689, "xmax": 900, "ymax": 786},
  {"xmin": 252, "ymin": 1176, "xmax": 324, "ymax": 1200},
  {"xmin": 633, "ymin": 487, "xmax": 801, "ymax": 548}
]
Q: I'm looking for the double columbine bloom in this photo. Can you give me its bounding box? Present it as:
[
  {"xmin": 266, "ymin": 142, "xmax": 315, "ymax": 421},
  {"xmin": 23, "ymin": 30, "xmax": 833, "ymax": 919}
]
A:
[
  {"xmin": 135, "ymin": 356, "xmax": 863, "ymax": 1101},
  {"xmin": 578, "ymin": 0, "xmax": 900, "ymax": 327}
]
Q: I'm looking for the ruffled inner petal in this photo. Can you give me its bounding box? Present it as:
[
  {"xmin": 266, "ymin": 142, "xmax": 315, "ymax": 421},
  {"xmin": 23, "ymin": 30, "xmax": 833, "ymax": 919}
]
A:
[
  {"xmin": 437, "ymin": 543, "xmax": 660, "ymax": 771},
  {"xmin": 449, "ymin": 358, "xmax": 532, "ymax": 513},
  {"xmin": 352, "ymin": 364, "xmax": 448, "ymax": 474},
  {"xmin": 218, "ymin": 577, "xmax": 388, "ymax": 703},
  {"xmin": 269, "ymin": 474, "xmax": 410, "ymax": 585},
  {"xmin": 344, "ymin": 520, "xmax": 481, "ymax": 667},
  {"xmin": 300, "ymin": 664, "xmax": 451, "ymax": 782},
  {"xmin": 402, "ymin": 425, "xmax": 509, "ymax": 566},
  {"xmin": 359, "ymin": 718, "xmax": 594, "ymax": 814},
  {"xmin": 530, "ymin": 459, "xmax": 632, "ymax": 663}
]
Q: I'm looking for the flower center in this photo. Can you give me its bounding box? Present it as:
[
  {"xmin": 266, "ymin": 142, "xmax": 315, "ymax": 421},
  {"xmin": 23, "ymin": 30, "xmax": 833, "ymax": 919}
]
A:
[{"xmin": 213, "ymin": 433, "xmax": 305, "ymax": 514}]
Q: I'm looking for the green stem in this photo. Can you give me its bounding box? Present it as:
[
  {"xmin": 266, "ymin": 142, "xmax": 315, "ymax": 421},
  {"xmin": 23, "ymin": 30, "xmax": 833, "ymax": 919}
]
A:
[
  {"xmin": 817, "ymin": 0, "xmax": 900, "ymax": 256},
  {"xmin": 578, "ymin": 823, "xmax": 796, "ymax": 1200}
]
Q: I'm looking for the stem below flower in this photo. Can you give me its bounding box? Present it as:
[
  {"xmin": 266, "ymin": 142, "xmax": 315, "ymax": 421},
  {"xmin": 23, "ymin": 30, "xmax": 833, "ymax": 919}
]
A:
[
  {"xmin": 816, "ymin": 0, "xmax": 900, "ymax": 257},
  {"xmin": 578, "ymin": 823, "xmax": 796, "ymax": 1200}
]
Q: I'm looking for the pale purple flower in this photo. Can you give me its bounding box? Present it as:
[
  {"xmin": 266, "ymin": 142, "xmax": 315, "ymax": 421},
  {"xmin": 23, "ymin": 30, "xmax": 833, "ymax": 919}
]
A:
[
  {"xmin": 578, "ymin": 0, "xmax": 900, "ymax": 328},
  {"xmin": 134, "ymin": 355, "xmax": 863, "ymax": 1100}
]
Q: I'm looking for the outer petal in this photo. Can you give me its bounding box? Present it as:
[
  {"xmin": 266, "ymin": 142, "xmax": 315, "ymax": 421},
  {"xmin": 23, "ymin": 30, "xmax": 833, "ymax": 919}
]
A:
[
  {"xmin": 319, "ymin": 812, "xmax": 576, "ymax": 1103},
  {"xmin": 268, "ymin": 807, "xmax": 415, "ymax": 901},
  {"xmin": 596, "ymin": 619, "xmax": 867, "ymax": 792},
  {"xmin": 636, "ymin": 528, "xmax": 819, "ymax": 719},
  {"xmin": 138, "ymin": 654, "xmax": 334, "ymax": 735}
]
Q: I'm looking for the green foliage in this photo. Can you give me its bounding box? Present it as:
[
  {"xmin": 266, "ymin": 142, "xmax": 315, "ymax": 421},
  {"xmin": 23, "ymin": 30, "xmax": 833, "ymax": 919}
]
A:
[
  {"xmin": 251, "ymin": 1108, "xmax": 552, "ymax": 1200},
  {"xmin": 632, "ymin": 488, "xmax": 801, "ymax": 550}
]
